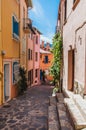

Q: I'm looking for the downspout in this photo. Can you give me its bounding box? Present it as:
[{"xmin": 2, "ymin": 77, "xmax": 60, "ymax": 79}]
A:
[
  {"xmin": 84, "ymin": 31, "xmax": 86, "ymax": 95},
  {"xmin": 19, "ymin": 1, "xmax": 21, "ymax": 64},
  {"xmin": 1, "ymin": 0, "xmax": 3, "ymax": 104}
]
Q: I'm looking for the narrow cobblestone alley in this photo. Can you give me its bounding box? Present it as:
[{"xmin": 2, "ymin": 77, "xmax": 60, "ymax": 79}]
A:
[{"xmin": 0, "ymin": 85, "xmax": 53, "ymax": 130}]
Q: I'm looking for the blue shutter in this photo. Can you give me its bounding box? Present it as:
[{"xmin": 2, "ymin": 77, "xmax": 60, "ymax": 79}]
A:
[{"xmin": 13, "ymin": 16, "xmax": 19, "ymax": 38}]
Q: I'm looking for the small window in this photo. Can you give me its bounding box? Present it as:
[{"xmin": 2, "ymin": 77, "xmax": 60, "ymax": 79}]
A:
[
  {"xmin": 72, "ymin": 0, "xmax": 80, "ymax": 10},
  {"xmin": 35, "ymin": 52, "xmax": 38, "ymax": 61},
  {"xmin": 44, "ymin": 56, "xmax": 48, "ymax": 63},
  {"xmin": 36, "ymin": 36, "xmax": 38, "ymax": 44},
  {"xmin": 12, "ymin": 15, "xmax": 19, "ymax": 40},
  {"xmin": 28, "ymin": 49, "xmax": 30, "ymax": 60},
  {"xmin": 35, "ymin": 69, "xmax": 38, "ymax": 78},
  {"xmin": 64, "ymin": 0, "xmax": 67, "ymax": 21},
  {"xmin": 31, "ymin": 69, "xmax": 33, "ymax": 84},
  {"xmin": 31, "ymin": 50, "xmax": 32, "ymax": 60},
  {"xmin": 40, "ymin": 54, "xmax": 42, "ymax": 59},
  {"xmin": 73, "ymin": 0, "xmax": 76, "ymax": 4}
]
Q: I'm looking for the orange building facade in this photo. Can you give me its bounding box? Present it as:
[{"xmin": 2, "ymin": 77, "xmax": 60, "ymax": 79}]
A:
[
  {"xmin": 0, "ymin": 0, "xmax": 33, "ymax": 105},
  {"xmin": 40, "ymin": 42, "xmax": 53, "ymax": 82}
]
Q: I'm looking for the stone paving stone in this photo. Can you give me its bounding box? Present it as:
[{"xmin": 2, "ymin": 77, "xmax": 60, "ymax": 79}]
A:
[
  {"xmin": 56, "ymin": 93, "xmax": 64, "ymax": 103},
  {"xmin": 65, "ymin": 98, "xmax": 86, "ymax": 130},
  {"xmin": 49, "ymin": 96, "xmax": 57, "ymax": 106},
  {"xmin": 48, "ymin": 105, "xmax": 60, "ymax": 130},
  {"xmin": 57, "ymin": 103, "xmax": 74, "ymax": 130},
  {"xmin": 0, "ymin": 85, "xmax": 53, "ymax": 130}
]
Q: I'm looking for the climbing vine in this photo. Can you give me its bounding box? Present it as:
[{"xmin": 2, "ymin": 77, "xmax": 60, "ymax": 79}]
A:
[{"xmin": 50, "ymin": 33, "xmax": 62, "ymax": 87}]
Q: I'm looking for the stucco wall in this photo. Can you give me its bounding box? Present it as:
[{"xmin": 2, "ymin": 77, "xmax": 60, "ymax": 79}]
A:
[
  {"xmin": 63, "ymin": 0, "xmax": 86, "ymax": 92},
  {"xmin": 33, "ymin": 32, "xmax": 40, "ymax": 85},
  {"xmin": 20, "ymin": 0, "xmax": 27, "ymax": 67},
  {"xmin": 2, "ymin": 0, "xmax": 20, "ymax": 58},
  {"xmin": 28, "ymin": 36, "xmax": 34, "ymax": 70}
]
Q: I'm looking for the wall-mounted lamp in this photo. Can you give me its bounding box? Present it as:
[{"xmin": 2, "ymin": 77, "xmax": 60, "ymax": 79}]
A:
[
  {"xmin": 78, "ymin": 35, "xmax": 82, "ymax": 45},
  {"xmin": 1, "ymin": 50, "xmax": 6, "ymax": 55}
]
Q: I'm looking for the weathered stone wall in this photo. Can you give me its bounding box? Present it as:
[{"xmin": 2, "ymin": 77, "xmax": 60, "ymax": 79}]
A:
[{"xmin": 63, "ymin": 0, "xmax": 86, "ymax": 95}]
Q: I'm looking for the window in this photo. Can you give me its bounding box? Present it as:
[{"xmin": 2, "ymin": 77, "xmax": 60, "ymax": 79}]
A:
[
  {"xmin": 35, "ymin": 52, "xmax": 38, "ymax": 61},
  {"xmin": 12, "ymin": 15, "xmax": 19, "ymax": 40},
  {"xmin": 72, "ymin": 0, "xmax": 80, "ymax": 10},
  {"xmin": 28, "ymin": 49, "xmax": 30, "ymax": 60},
  {"xmin": 40, "ymin": 54, "xmax": 42, "ymax": 59},
  {"xmin": 36, "ymin": 36, "xmax": 38, "ymax": 44},
  {"xmin": 73, "ymin": 0, "xmax": 76, "ymax": 3},
  {"xmin": 44, "ymin": 56, "xmax": 48, "ymax": 63},
  {"xmin": 12, "ymin": 61, "xmax": 19, "ymax": 84},
  {"xmin": 28, "ymin": 69, "xmax": 33, "ymax": 85},
  {"xmin": 29, "ymin": 33, "xmax": 33, "ymax": 40},
  {"xmin": 64, "ymin": 0, "xmax": 67, "ymax": 21},
  {"xmin": 31, "ymin": 69, "xmax": 33, "ymax": 84},
  {"xmin": 35, "ymin": 69, "xmax": 38, "ymax": 78},
  {"xmin": 31, "ymin": 50, "xmax": 32, "ymax": 60}
]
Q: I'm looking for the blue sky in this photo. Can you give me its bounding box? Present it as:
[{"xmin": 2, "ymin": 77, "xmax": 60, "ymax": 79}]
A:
[{"xmin": 29, "ymin": 0, "xmax": 60, "ymax": 44}]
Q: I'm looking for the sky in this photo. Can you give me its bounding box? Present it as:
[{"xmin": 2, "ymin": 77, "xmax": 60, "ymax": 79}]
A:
[{"xmin": 29, "ymin": 0, "xmax": 60, "ymax": 44}]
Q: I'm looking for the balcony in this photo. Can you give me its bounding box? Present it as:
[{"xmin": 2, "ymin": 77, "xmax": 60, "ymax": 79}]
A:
[
  {"xmin": 23, "ymin": 18, "xmax": 32, "ymax": 33},
  {"xmin": 25, "ymin": 0, "xmax": 33, "ymax": 8}
]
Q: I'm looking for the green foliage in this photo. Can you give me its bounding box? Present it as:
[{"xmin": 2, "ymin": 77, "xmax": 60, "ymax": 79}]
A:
[
  {"xmin": 17, "ymin": 66, "xmax": 27, "ymax": 95},
  {"xmin": 50, "ymin": 33, "xmax": 62, "ymax": 86},
  {"xmin": 53, "ymin": 87, "xmax": 59, "ymax": 94}
]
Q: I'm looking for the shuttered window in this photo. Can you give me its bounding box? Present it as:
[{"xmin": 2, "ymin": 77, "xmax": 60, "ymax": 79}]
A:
[{"xmin": 12, "ymin": 16, "xmax": 19, "ymax": 40}]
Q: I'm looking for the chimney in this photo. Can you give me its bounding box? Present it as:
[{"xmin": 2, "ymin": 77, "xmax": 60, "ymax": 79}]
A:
[
  {"xmin": 41, "ymin": 41, "xmax": 44, "ymax": 49},
  {"xmin": 46, "ymin": 42, "xmax": 50, "ymax": 50}
]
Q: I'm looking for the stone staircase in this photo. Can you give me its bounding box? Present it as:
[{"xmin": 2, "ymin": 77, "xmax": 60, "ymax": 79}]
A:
[
  {"xmin": 48, "ymin": 93, "xmax": 74, "ymax": 130},
  {"xmin": 48, "ymin": 92, "xmax": 86, "ymax": 130},
  {"xmin": 64, "ymin": 93, "xmax": 86, "ymax": 130}
]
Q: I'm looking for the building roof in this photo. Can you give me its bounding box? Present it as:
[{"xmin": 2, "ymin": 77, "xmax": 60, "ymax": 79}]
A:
[
  {"xmin": 40, "ymin": 48, "xmax": 51, "ymax": 54},
  {"xmin": 33, "ymin": 27, "xmax": 42, "ymax": 35}
]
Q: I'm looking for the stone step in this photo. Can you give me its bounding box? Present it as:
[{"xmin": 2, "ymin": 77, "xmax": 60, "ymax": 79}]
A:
[
  {"xmin": 73, "ymin": 94, "xmax": 86, "ymax": 120},
  {"xmin": 57, "ymin": 103, "xmax": 74, "ymax": 130},
  {"xmin": 48, "ymin": 105, "xmax": 60, "ymax": 130},
  {"xmin": 63, "ymin": 89, "xmax": 74, "ymax": 98},
  {"xmin": 81, "ymin": 128, "xmax": 86, "ymax": 130},
  {"xmin": 49, "ymin": 96, "xmax": 57, "ymax": 106},
  {"xmin": 64, "ymin": 98, "xmax": 86, "ymax": 130},
  {"xmin": 56, "ymin": 93, "xmax": 64, "ymax": 103}
]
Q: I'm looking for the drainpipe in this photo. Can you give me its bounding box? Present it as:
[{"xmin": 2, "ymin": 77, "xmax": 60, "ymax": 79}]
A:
[
  {"xmin": 1, "ymin": 0, "xmax": 3, "ymax": 104},
  {"xmin": 84, "ymin": 31, "xmax": 86, "ymax": 95},
  {"xmin": 19, "ymin": 1, "xmax": 21, "ymax": 64}
]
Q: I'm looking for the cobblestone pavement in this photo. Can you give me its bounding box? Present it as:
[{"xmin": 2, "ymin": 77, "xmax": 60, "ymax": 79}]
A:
[{"xmin": 0, "ymin": 85, "xmax": 53, "ymax": 130}]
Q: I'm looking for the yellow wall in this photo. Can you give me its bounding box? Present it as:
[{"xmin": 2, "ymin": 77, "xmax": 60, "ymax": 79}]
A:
[
  {"xmin": 0, "ymin": 0, "xmax": 2, "ymax": 105},
  {"xmin": 20, "ymin": 0, "xmax": 27, "ymax": 68},
  {"xmin": 2, "ymin": 0, "xmax": 20, "ymax": 58},
  {"xmin": 0, "ymin": 0, "xmax": 20, "ymax": 104}
]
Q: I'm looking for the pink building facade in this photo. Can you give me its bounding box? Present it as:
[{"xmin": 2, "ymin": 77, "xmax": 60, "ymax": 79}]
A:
[
  {"xmin": 28, "ymin": 32, "xmax": 34, "ymax": 87},
  {"xmin": 33, "ymin": 27, "xmax": 41, "ymax": 85},
  {"xmin": 27, "ymin": 27, "xmax": 41, "ymax": 86}
]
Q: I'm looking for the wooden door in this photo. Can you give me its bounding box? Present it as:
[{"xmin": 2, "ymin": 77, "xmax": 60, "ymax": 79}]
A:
[{"xmin": 68, "ymin": 50, "xmax": 74, "ymax": 91}]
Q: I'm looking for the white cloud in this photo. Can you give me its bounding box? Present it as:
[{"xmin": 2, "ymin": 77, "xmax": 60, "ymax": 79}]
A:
[
  {"xmin": 31, "ymin": 0, "xmax": 44, "ymax": 20},
  {"xmin": 40, "ymin": 35, "xmax": 53, "ymax": 43},
  {"xmin": 30, "ymin": 0, "xmax": 55, "ymax": 44}
]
